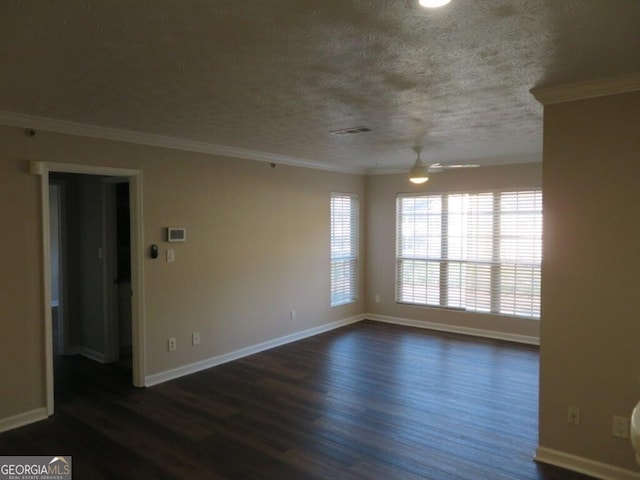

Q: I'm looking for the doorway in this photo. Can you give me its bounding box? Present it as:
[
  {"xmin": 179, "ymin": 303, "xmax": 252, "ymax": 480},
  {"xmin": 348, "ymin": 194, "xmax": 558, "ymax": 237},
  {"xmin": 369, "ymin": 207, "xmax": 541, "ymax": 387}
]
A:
[
  {"xmin": 50, "ymin": 173, "xmax": 133, "ymax": 365},
  {"xmin": 32, "ymin": 161, "xmax": 145, "ymax": 416}
]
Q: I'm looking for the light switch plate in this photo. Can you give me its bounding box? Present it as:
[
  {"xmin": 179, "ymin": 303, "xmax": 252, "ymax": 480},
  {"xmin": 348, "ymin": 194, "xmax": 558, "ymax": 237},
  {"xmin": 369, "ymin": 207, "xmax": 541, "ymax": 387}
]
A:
[{"xmin": 613, "ymin": 416, "xmax": 629, "ymax": 439}]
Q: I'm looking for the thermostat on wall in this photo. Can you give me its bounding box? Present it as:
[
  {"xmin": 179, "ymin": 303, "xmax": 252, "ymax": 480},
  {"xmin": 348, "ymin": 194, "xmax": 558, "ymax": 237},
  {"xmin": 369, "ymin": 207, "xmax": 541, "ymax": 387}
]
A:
[{"xmin": 167, "ymin": 227, "xmax": 187, "ymax": 242}]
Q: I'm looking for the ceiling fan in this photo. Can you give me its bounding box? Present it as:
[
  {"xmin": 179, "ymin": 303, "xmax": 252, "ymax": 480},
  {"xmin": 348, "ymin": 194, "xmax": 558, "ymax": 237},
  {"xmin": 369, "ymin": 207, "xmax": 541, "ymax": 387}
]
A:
[{"xmin": 409, "ymin": 146, "xmax": 479, "ymax": 184}]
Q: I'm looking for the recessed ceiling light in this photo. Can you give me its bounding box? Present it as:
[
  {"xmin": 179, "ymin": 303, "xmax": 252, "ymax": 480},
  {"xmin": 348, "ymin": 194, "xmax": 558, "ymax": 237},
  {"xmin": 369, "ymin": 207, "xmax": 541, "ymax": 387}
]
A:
[{"xmin": 418, "ymin": 0, "xmax": 452, "ymax": 8}]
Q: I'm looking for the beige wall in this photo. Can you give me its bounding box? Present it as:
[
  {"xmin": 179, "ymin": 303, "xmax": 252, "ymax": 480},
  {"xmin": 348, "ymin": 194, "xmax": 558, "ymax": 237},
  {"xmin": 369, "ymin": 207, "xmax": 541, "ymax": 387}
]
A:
[
  {"xmin": 0, "ymin": 140, "xmax": 44, "ymax": 420},
  {"xmin": 365, "ymin": 163, "xmax": 542, "ymax": 339},
  {"xmin": 0, "ymin": 125, "xmax": 364, "ymax": 421},
  {"xmin": 539, "ymin": 91, "xmax": 640, "ymax": 471}
]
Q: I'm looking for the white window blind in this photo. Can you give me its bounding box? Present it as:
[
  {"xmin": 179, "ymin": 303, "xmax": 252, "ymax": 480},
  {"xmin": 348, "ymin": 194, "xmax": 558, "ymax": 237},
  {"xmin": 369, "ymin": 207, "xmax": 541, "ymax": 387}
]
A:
[
  {"xmin": 331, "ymin": 193, "xmax": 359, "ymax": 307},
  {"xmin": 397, "ymin": 189, "xmax": 542, "ymax": 318}
]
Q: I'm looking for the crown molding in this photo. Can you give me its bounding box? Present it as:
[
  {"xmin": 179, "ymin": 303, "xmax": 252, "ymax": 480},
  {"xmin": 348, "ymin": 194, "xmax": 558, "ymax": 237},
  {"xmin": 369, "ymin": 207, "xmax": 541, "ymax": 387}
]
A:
[
  {"xmin": 0, "ymin": 111, "xmax": 365, "ymax": 175},
  {"xmin": 367, "ymin": 167, "xmax": 407, "ymax": 175},
  {"xmin": 530, "ymin": 73, "xmax": 640, "ymax": 105}
]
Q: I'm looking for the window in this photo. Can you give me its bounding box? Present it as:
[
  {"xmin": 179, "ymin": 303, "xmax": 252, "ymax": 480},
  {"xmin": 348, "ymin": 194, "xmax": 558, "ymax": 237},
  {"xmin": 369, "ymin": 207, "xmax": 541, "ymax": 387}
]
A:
[
  {"xmin": 397, "ymin": 189, "xmax": 542, "ymax": 318},
  {"xmin": 331, "ymin": 193, "xmax": 359, "ymax": 307}
]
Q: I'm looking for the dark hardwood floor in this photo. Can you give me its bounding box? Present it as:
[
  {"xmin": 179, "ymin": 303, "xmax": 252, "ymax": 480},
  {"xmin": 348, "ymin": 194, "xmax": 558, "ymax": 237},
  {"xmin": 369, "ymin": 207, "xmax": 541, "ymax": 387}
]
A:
[{"xmin": 0, "ymin": 320, "xmax": 594, "ymax": 479}]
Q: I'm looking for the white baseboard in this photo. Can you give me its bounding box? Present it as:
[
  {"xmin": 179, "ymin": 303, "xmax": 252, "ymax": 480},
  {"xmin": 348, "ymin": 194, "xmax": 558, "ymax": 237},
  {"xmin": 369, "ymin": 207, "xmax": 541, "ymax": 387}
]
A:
[
  {"xmin": 80, "ymin": 347, "xmax": 106, "ymax": 363},
  {"xmin": 366, "ymin": 313, "xmax": 539, "ymax": 346},
  {"xmin": 145, "ymin": 314, "xmax": 365, "ymax": 387},
  {"xmin": 66, "ymin": 346, "xmax": 106, "ymax": 363},
  {"xmin": 0, "ymin": 408, "xmax": 48, "ymax": 434},
  {"xmin": 535, "ymin": 447, "xmax": 640, "ymax": 480}
]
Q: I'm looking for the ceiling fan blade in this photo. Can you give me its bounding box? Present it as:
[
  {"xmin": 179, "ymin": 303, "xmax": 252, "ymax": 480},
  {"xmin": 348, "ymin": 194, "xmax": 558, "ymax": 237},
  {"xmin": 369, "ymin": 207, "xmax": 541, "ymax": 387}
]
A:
[{"xmin": 428, "ymin": 163, "xmax": 480, "ymax": 173}]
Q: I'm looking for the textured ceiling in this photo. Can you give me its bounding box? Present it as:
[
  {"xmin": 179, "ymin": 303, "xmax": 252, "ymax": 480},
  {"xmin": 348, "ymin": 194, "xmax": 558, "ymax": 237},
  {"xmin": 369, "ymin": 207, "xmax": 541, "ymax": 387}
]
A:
[{"xmin": 0, "ymin": 0, "xmax": 639, "ymax": 172}]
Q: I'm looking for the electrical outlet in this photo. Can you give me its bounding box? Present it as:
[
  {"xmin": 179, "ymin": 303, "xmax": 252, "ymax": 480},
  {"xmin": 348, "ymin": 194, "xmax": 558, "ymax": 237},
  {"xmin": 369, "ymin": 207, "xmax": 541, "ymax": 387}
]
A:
[
  {"xmin": 375, "ymin": 294, "xmax": 380, "ymax": 303},
  {"xmin": 568, "ymin": 405, "xmax": 581, "ymax": 425},
  {"xmin": 612, "ymin": 416, "xmax": 629, "ymax": 439},
  {"xmin": 290, "ymin": 310, "xmax": 296, "ymax": 321},
  {"xmin": 168, "ymin": 337, "xmax": 176, "ymax": 351},
  {"xmin": 192, "ymin": 332, "xmax": 200, "ymax": 346}
]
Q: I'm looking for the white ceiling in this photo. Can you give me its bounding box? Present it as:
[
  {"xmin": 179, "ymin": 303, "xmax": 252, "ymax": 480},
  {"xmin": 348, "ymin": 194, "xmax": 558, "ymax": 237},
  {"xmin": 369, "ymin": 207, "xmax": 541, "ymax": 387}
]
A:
[{"xmin": 0, "ymin": 1, "xmax": 638, "ymax": 173}]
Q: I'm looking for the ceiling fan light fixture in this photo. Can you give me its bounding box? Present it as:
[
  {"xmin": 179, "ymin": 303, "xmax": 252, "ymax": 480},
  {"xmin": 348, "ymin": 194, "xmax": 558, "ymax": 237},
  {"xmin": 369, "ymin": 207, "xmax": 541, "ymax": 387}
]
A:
[
  {"xmin": 418, "ymin": 0, "xmax": 452, "ymax": 8},
  {"xmin": 409, "ymin": 168, "xmax": 429, "ymax": 184},
  {"xmin": 409, "ymin": 154, "xmax": 429, "ymax": 184}
]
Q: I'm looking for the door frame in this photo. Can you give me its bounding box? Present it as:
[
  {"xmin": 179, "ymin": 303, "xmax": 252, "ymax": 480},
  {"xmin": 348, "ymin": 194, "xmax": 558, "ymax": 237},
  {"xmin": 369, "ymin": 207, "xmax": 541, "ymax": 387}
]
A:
[{"xmin": 31, "ymin": 161, "xmax": 146, "ymax": 416}]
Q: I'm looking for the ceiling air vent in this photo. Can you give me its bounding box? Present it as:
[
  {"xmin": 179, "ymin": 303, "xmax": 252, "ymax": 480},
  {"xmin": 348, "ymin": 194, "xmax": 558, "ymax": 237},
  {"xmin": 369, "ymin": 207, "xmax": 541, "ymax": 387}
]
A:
[{"xmin": 330, "ymin": 126, "xmax": 372, "ymax": 136}]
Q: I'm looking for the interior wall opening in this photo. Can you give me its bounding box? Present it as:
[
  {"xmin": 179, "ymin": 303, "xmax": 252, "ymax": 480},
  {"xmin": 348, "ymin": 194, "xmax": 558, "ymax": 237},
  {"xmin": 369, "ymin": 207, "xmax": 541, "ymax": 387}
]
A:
[{"xmin": 48, "ymin": 172, "xmax": 134, "ymax": 401}]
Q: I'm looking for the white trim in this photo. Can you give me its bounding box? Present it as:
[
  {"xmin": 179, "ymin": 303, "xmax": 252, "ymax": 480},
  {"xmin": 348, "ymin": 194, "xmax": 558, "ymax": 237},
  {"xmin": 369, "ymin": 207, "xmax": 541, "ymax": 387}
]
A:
[
  {"xmin": 65, "ymin": 345, "xmax": 107, "ymax": 366},
  {"xmin": 30, "ymin": 160, "xmax": 139, "ymax": 178},
  {"xmin": 530, "ymin": 73, "xmax": 640, "ymax": 106},
  {"xmin": 0, "ymin": 408, "xmax": 48, "ymax": 434},
  {"xmin": 535, "ymin": 447, "xmax": 640, "ymax": 480},
  {"xmin": 145, "ymin": 314, "xmax": 365, "ymax": 387},
  {"xmin": 396, "ymin": 185, "xmax": 542, "ymax": 197},
  {"xmin": 78, "ymin": 347, "xmax": 106, "ymax": 364},
  {"xmin": 35, "ymin": 168, "xmax": 54, "ymax": 415},
  {"xmin": 366, "ymin": 314, "xmax": 539, "ymax": 345},
  {"xmin": 129, "ymin": 173, "xmax": 146, "ymax": 388},
  {"xmin": 103, "ymin": 180, "xmax": 117, "ymax": 364},
  {"xmin": 2, "ymin": 111, "xmax": 364, "ymax": 175}
]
